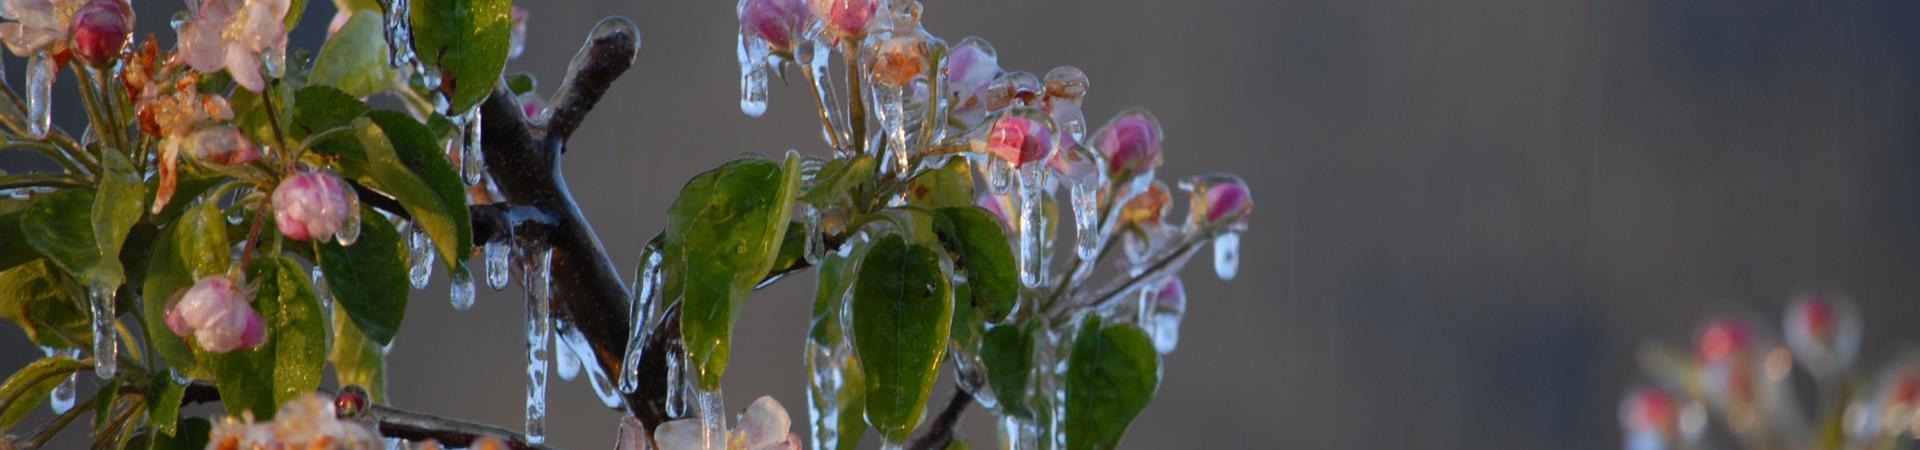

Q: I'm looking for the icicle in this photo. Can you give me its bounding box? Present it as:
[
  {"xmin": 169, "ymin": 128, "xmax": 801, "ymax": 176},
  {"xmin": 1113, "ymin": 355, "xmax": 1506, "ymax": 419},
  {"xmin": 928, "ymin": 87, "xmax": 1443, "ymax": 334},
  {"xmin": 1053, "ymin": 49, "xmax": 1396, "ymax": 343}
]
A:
[
  {"xmin": 25, "ymin": 52, "xmax": 53, "ymax": 139},
  {"xmin": 461, "ymin": 109, "xmax": 485, "ymax": 185},
  {"xmin": 800, "ymin": 203, "xmax": 825, "ymax": 265},
  {"xmin": 873, "ymin": 82, "xmax": 911, "ymax": 175},
  {"xmin": 665, "ymin": 345, "xmax": 689, "ymax": 418},
  {"xmin": 1058, "ymin": 146, "xmax": 1108, "ymax": 263},
  {"xmin": 556, "ymin": 329, "xmax": 581, "ymax": 381},
  {"xmin": 694, "ymin": 388, "xmax": 728, "ymax": 450},
  {"xmin": 1213, "ymin": 231, "xmax": 1239, "ymax": 280},
  {"xmin": 1144, "ymin": 279, "xmax": 1187, "ymax": 354},
  {"xmin": 520, "ymin": 245, "xmax": 554, "ymax": 444},
  {"xmin": 1016, "ymin": 165, "xmax": 1048, "ymax": 288},
  {"xmin": 486, "ymin": 240, "xmax": 511, "ymax": 291},
  {"xmin": 804, "ymin": 340, "xmax": 843, "ymax": 450},
  {"xmin": 619, "ymin": 245, "xmax": 663, "ymax": 393},
  {"xmin": 384, "ymin": 0, "xmax": 415, "ymax": 68},
  {"xmin": 797, "ymin": 39, "xmax": 842, "ymax": 150},
  {"xmin": 952, "ymin": 339, "xmax": 996, "ymax": 410},
  {"xmin": 41, "ymin": 347, "xmax": 77, "ymax": 413},
  {"xmin": 407, "ymin": 224, "xmax": 434, "ymax": 290},
  {"xmin": 449, "ymin": 270, "xmax": 475, "ymax": 311},
  {"xmin": 738, "ymin": 32, "xmax": 771, "ymax": 117},
  {"xmin": 1000, "ymin": 415, "xmax": 1041, "ymax": 450},
  {"xmin": 88, "ymin": 282, "xmax": 117, "ymax": 379},
  {"xmin": 616, "ymin": 415, "xmax": 652, "ymax": 450}
]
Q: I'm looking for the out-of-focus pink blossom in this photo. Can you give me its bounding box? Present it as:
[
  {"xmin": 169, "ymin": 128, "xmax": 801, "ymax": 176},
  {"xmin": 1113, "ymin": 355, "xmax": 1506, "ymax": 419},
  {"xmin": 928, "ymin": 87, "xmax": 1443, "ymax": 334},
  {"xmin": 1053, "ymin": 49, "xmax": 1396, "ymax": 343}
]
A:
[
  {"xmin": 272, "ymin": 171, "xmax": 357, "ymax": 242},
  {"xmin": 209, "ymin": 393, "xmax": 382, "ymax": 449},
  {"xmin": 809, "ymin": 0, "xmax": 877, "ymax": 38},
  {"xmin": 67, "ymin": 0, "xmax": 130, "ymax": 66},
  {"xmin": 175, "ymin": 0, "xmax": 291, "ymax": 91},
  {"xmin": 739, "ymin": 0, "xmax": 805, "ymax": 52},
  {"xmin": 0, "ymin": 0, "xmax": 82, "ymax": 57},
  {"xmin": 169, "ymin": 275, "xmax": 268, "ymax": 353},
  {"xmin": 654, "ymin": 396, "xmax": 802, "ymax": 450}
]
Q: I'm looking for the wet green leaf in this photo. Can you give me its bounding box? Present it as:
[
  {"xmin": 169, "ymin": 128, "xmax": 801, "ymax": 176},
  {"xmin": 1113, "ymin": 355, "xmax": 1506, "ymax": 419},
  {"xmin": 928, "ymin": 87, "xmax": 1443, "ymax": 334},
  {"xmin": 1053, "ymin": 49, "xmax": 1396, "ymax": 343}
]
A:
[
  {"xmin": 409, "ymin": 0, "xmax": 513, "ymax": 112},
  {"xmin": 317, "ymin": 207, "xmax": 409, "ymax": 346},
  {"xmin": 931, "ymin": 207, "xmax": 1017, "ymax": 322},
  {"xmin": 141, "ymin": 199, "xmax": 228, "ymax": 374},
  {"xmin": 148, "ymin": 372, "xmax": 187, "ymax": 436},
  {"xmin": 0, "ymin": 355, "xmax": 82, "ymax": 428},
  {"xmin": 801, "ymin": 155, "xmax": 876, "ymax": 206},
  {"xmin": 851, "ymin": 235, "xmax": 953, "ymax": 442},
  {"xmin": 293, "ymin": 85, "xmax": 371, "ymax": 134},
  {"xmin": 982, "ymin": 322, "xmax": 1036, "ymax": 418},
  {"xmin": 20, "ymin": 189, "xmax": 101, "ymax": 282},
  {"xmin": 0, "ymin": 260, "xmax": 89, "ymax": 348},
  {"xmin": 90, "ymin": 149, "xmax": 146, "ymax": 287},
  {"xmin": 310, "ymin": 11, "xmax": 393, "ymax": 97},
  {"xmin": 1065, "ymin": 317, "xmax": 1161, "ymax": 450},
  {"xmin": 906, "ymin": 158, "xmax": 975, "ymax": 208},
  {"xmin": 211, "ymin": 257, "xmax": 326, "ymax": 419},
  {"xmin": 360, "ymin": 112, "xmax": 471, "ymax": 276},
  {"xmin": 667, "ymin": 154, "xmax": 802, "ymax": 390}
]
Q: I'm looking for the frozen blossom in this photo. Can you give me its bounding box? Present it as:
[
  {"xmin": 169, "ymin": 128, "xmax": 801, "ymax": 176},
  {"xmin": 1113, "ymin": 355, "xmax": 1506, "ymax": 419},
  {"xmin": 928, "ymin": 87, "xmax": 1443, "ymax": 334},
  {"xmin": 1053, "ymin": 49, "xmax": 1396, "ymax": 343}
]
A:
[
  {"xmin": 0, "ymin": 0, "xmax": 82, "ymax": 56},
  {"xmin": 273, "ymin": 170, "xmax": 361, "ymax": 243},
  {"xmin": 655, "ymin": 395, "xmax": 803, "ymax": 450},
  {"xmin": 166, "ymin": 275, "xmax": 268, "ymax": 353},
  {"xmin": 67, "ymin": 0, "xmax": 131, "ymax": 66},
  {"xmin": 208, "ymin": 394, "xmax": 383, "ymax": 450},
  {"xmin": 175, "ymin": 0, "xmax": 293, "ymax": 91}
]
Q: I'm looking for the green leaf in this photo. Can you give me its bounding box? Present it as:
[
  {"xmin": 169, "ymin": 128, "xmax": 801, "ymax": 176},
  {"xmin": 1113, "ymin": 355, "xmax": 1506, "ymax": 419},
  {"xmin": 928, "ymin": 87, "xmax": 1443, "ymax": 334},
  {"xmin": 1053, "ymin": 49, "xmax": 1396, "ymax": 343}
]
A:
[
  {"xmin": 931, "ymin": 207, "xmax": 1018, "ymax": 322},
  {"xmin": 0, "ymin": 201, "xmax": 39, "ymax": 272},
  {"xmin": 358, "ymin": 112, "xmax": 471, "ymax": 276},
  {"xmin": 329, "ymin": 308, "xmax": 389, "ymax": 404},
  {"xmin": 141, "ymin": 199, "xmax": 229, "ymax": 374},
  {"xmin": 148, "ymin": 372, "xmax": 187, "ymax": 436},
  {"xmin": 0, "ymin": 260, "xmax": 89, "ymax": 348},
  {"xmin": 851, "ymin": 235, "xmax": 953, "ymax": 442},
  {"xmin": 90, "ymin": 149, "xmax": 147, "ymax": 287},
  {"xmin": 0, "ymin": 355, "xmax": 82, "ymax": 428},
  {"xmin": 1064, "ymin": 317, "xmax": 1161, "ymax": 450},
  {"xmin": 310, "ymin": 11, "xmax": 393, "ymax": 97},
  {"xmin": 20, "ymin": 189, "xmax": 102, "ymax": 282},
  {"xmin": 211, "ymin": 256, "xmax": 327, "ymax": 419},
  {"xmin": 505, "ymin": 72, "xmax": 536, "ymax": 96},
  {"xmin": 667, "ymin": 154, "xmax": 802, "ymax": 390},
  {"xmin": 409, "ymin": 0, "xmax": 513, "ymax": 113},
  {"xmin": 801, "ymin": 155, "xmax": 876, "ymax": 206},
  {"xmin": 906, "ymin": 158, "xmax": 975, "ymax": 208},
  {"xmin": 137, "ymin": 417, "xmax": 211, "ymax": 450},
  {"xmin": 92, "ymin": 375, "xmax": 119, "ymax": 429},
  {"xmin": 982, "ymin": 322, "xmax": 1036, "ymax": 418},
  {"xmin": 317, "ymin": 207, "xmax": 409, "ymax": 346},
  {"xmin": 293, "ymin": 85, "xmax": 371, "ymax": 134}
]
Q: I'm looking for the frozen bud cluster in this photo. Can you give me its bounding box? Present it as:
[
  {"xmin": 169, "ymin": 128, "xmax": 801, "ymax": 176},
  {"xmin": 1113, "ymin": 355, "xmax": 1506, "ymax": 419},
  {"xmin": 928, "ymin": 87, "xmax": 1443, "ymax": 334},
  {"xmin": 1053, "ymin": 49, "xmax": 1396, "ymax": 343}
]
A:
[
  {"xmin": 273, "ymin": 171, "xmax": 362, "ymax": 244},
  {"xmin": 165, "ymin": 275, "xmax": 267, "ymax": 353}
]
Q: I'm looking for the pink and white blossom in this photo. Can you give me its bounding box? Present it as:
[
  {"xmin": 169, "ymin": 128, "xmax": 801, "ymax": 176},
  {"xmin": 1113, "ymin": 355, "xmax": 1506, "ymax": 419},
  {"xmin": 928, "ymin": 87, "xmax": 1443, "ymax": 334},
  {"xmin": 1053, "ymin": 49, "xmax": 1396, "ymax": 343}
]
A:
[
  {"xmin": 653, "ymin": 396, "xmax": 803, "ymax": 450},
  {"xmin": 167, "ymin": 275, "xmax": 268, "ymax": 353},
  {"xmin": 739, "ymin": 0, "xmax": 806, "ymax": 52},
  {"xmin": 175, "ymin": 0, "xmax": 291, "ymax": 91},
  {"xmin": 0, "ymin": 0, "xmax": 82, "ymax": 56},
  {"xmin": 272, "ymin": 170, "xmax": 358, "ymax": 242}
]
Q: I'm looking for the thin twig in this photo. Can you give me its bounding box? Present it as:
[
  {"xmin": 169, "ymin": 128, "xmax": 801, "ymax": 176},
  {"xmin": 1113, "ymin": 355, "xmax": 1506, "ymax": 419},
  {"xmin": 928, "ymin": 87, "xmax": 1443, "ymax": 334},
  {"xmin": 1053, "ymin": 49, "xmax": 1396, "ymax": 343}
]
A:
[
  {"xmin": 13, "ymin": 394, "xmax": 98, "ymax": 450},
  {"xmin": 178, "ymin": 383, "xmax": 562, "ymax": 450},
  {"xmin": 905, "ymin": 388, "xmax": 973, "ymax": 450},
  {"xmin": 842, "ymin": 39, "xmax": 866, "ymax": 155}
]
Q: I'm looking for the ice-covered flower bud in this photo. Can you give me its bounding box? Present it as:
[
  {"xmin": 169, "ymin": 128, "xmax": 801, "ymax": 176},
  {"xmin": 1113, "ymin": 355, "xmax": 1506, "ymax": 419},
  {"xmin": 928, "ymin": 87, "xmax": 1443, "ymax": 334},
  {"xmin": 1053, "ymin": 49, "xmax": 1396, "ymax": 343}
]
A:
[
  {"xmin": 866, "ymin": 35, "xmax": 927, "ymax": 87},
  {"xmin": 333, "ymin": 385, "xmax": 370, "ymax": 420},
  {"xmin": 983, "ymin": 71, "xmax": 1041, "ymax": 112},
  {"xmin": 944, "ymin": 37, "xmax": 1000, "ymax": 125},
  {"xmin": 739, "ymin": 0, "xmax": 806, "ymax": 52},
  {"xmin": 170, "ymin": 275, "xmax": 267, "ymax": 353},
  {"xmin": 188, "ymin": 125, "xmax": 258, "ymax": 166},
  {"xmin": 1093, "ymin": 109, "xmax": 1164, "ymax": 179},
  {"xmin": 67, "ymin": 0, "xmax": 131, "ymax": 67},
  {"xmin": 1203, "ymin": 179, "xmax": 1251, "ymax": 224},
  {"xmin": 655, "ymin": 396, "xmax": 800, "ymax": 450},
  {"xmin": 1121, "ymin": 181, "xmax": 1171, "ymax": 227},
  {"xmin": 272, "ymin": 171, "xmax": 357, "ymax": 242},
  {"xmin": 984, "ymin": 110, "xmax": 1054, "ymax": 167},
  {"xmin": 809, "ymin": 0, "xmax": 878, "ymax": 38}
]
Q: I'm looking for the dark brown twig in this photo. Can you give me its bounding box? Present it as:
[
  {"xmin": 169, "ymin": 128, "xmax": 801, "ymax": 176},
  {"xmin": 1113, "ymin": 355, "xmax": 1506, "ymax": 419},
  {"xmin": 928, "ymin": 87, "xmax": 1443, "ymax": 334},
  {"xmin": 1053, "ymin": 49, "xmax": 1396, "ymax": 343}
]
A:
[{"xmin": 905, "ymin": 388, "xmax": 974, "ymax": 450}]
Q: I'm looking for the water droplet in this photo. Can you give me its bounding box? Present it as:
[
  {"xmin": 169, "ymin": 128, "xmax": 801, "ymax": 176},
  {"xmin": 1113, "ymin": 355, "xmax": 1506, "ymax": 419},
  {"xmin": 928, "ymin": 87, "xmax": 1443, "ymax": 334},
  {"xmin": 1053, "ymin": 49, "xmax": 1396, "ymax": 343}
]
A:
[
  {"xmin": 1016, "ymin": 165, "xmax": 1048, "ymax": 288},
  {"xmin": 738, "ymin": 33, "xmax": 771, "ymax": 117},
  {"xmin": 26, "ymin": 53, "xmax": 54, "ymax": 139},
  {"xmin": 407, "ymin": 224, "xmax": 435, "ymax": 290},
  {"xmin": 461, "ymin": 109, "xmax": 485, "ymax": 185},
  {"xmin": 695, "ymin": 387, "xmax": 728, "ymax": 450},
  {"xmin": 1213, "ymin": 231, "xmax": 1239, "ymax": 280},
  {"xmin": 486, "ymin": 239, "xmax": 511, "ymax": 291},
  {"xmin": 88, "ymin": 282, "xmax": 117, "ymax": 379},
  {"xmin": 449, "ymin": 270, "xmax": 475, "ymax": 311},
  {"xmin": 519, "ymin": 244, "xmax": 553, "ymax": 443},
  {"xmin": 620, "ymin": 245, "xmax": 664, "ymax": 393},
  {"xmin": 335, "ymin": 211, "xmax": 363, "ymax": 247}
]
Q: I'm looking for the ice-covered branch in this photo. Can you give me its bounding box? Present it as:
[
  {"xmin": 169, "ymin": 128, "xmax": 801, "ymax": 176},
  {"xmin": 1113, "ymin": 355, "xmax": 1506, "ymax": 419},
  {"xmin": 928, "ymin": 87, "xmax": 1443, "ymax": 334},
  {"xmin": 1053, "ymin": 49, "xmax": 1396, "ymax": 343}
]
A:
[{"xmin": 176, "ymin": 383, "xmax": 563, "ymax": 450}]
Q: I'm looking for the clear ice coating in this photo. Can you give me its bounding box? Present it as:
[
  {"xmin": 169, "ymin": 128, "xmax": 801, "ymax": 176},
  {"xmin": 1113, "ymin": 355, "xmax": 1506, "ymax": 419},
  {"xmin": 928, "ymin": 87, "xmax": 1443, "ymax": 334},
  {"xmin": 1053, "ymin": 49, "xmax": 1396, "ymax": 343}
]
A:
[
  {"xmin": 665, "ymin": 345, "xmax": 689, "ymax": 418},
  {"xmin": 619, "ymin": 245, "xmax": 663, "ymax": 393},
  {"xmin": 951, "ymin": 338, "xmax": 996, "ymax": 410},
  {"xmin": 88, "ymin": 283, "xmax": 117, "ymax": 379},
  {"xmin": 1000, "ymin": 415, "xmax": 1040, "ymax": 450},
  {"xmin": 804, "ymin": 340, "xmax": 843, "ymax": 450},
  {"xmin": 449, "ymin": 270, "xmax": 475, "ymax": 311},
  {"xmin": 460, "ymin": 109, "xmax": 485, "ymax": 185},
  {"xmin": 1061, "ymin": 146, "xmax": 1108, "ymax": 263},
  {"xmin": 1016, "ymin": 165, "xmax": 1048, "ymax": 288},
  {"xmin": 987, "ymin": 157, "xmax": 1014, "ymax": 195},
  {"xmin": 406, "ymin": 223, "xmax": 435, "ymax": 290},
  {"xmin": 555, "ymin": 326, "xmax": 582, "ymax": 381},
  {"xmin": 695, "ymin": 387, "xmax": 728, "ymax": 450},
  {"xmin": 796, "ymin": 39, "xmax": 842, "ymax": 149},
  {"xmin": 383, "ymin": 0, "xmax": 416, "ymax": 68},
  {"xmin": 42, "ymin": 347, "xmax": 77, "ymax": 413},
  {"xmin": 520, "ymin": 245, "xmax": 554, "ymax": 444},
  {"xmin": 737, "ymin": 32, "xmax": 771, "ymax": 117},
  {"xmin": 312, "ymin": 266, "xmax": 335, "ymax": 346},
  {"xmin": 872, "ymin": 83, "xmax": 911, "ymax": 175},
  {"xmin": 1143, "ymin": 280, "xmax": 1187, "ymax": 354},
  {"xmin": 335, "ymin": 210, "xmax": 363, "ymax": 247},
  {"xmin": 1213, "ymin": 231, "xmax": 1240, "ymax": 280},
  {"xmin": 800, "ymin": 203, "xmax": 825, "ymax": 265},
  {"xmin": 25, "ymin": 52, "xmax": 53, "ymax": 138},
  {"xmin": 486, "ymin": 239, "xmax": 511, "ymax": 291}
]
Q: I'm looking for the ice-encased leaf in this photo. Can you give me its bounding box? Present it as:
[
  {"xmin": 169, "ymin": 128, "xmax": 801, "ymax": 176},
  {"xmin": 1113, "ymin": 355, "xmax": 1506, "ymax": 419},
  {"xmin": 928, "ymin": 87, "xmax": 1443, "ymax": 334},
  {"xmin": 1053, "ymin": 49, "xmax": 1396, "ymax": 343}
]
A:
[
  {"xmin": 982, "ymin": 322, "xmax": 1036, "ymax": 418},
  {"xmin": 318, "ymin": 207, "xmax": 410, "ymax": 346},
  {"xmin": 665, "ymin": 153, "xmax": 803, "ymax": 391},
  {"xmin": 310, "ymin": 11, "xmax": 394, "ymax": 97},
  {"xmin": 1064, "ymin": 317, "xmax": 1160, "ymax": 450},
  {"xmin": 0, "ymin": 355, "xmax": 84, "ymax": 428},
  {"xmin": 851, "ymin": 235, "xmax": 953, "ymax": 442},
  {"xmin": 409, "ymin": 0, "xmax": 514, "ymax": 112},
  {"xmin": 339, "ymin": 114, "xmax": 472, "ymax": 278}
]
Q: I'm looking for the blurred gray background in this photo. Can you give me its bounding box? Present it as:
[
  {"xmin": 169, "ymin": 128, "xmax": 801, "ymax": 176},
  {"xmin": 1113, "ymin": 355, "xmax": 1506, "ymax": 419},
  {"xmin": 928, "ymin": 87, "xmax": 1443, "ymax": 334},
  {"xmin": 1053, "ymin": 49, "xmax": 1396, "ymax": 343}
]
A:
[{"xmin": 8, "ymin": 0, "xmax": 1920, "ymax": 448}]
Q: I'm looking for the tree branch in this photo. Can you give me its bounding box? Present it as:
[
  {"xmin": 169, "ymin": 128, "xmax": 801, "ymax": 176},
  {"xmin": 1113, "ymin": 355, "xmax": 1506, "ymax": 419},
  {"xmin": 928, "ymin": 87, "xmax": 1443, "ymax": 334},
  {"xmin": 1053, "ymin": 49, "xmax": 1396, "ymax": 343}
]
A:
[
  {"xmin": 545, "ymin": 18, "xmax": 640, "ymax": 144},
  {"xmin": 180, "ymin": 383, "xmax": 562, "ymax": 450},
  {"xmin": 905, "ymin": 388, "xmax": 973, "ymax": 450}
]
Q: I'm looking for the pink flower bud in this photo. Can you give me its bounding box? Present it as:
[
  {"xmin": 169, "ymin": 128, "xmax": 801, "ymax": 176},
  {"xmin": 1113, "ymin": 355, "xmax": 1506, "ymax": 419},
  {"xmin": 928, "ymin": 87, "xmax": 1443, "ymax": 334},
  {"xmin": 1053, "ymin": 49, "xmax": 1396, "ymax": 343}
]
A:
[
  {"xmin": 1695, "ymin": 317, "xmax": 1754, "ymax": 365},
  {"xmin": 170, "ymin": 276, "xmax": 268, "ymax": 353},
  {"xmin": 163, "ymin": 291, "xmax": 193, "ymax": 337},
  {"xmin": 69, "ymin": 0, "xmax": 132, "ymax": 67},
  {"xmin": 1784, "ymin": 291, "xmax": 1860, "ymax": 374},
  {"xmin": 1203, "ymin": 180, "xmax": 1251, "ymax": 224},
  {"xmin": 1093, "ymin": 110, "xmax": 1163, "ymax": 178},
  {"xmin": 1619, "ymin": 386, "xmax": 1677, "ymax": 434},
  {"xmin": 985, "ymin": 112, "xmax": 1053, "ymax": 167},
  {"xmin": 188, "ymin": 125, "xmax": 259, "ymax": 166},
  {"xmin": 272, "ymin": 171, "xmax": 357, "ymax": 242},
  {"xmin": 809, "ymin": 0, "xmax": 878, "ymax": 38},
  {"xmin": 943, "ymin": 37, "xmax": 1000, "ymax": 124},
  {"xmin": 740, "ymin": 0, "xmax": 806, "ymax": 52}
]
